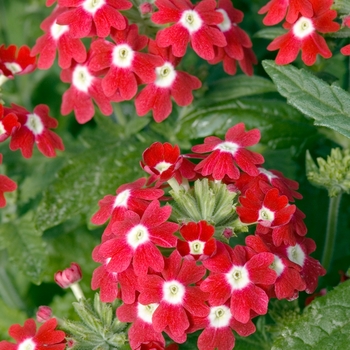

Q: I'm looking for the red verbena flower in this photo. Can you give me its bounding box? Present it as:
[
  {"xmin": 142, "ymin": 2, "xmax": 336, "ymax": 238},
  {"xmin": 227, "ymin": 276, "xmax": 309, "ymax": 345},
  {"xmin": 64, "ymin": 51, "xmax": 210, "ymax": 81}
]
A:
[
  {"xmin": 192, "ymin": 122, "xmax": 264, "ymax": 180},
  {"xmin": 89, "ymin": 24, "xmax": 162, "ymax": 99},
  {"xmin": 151, "ymin": 0, "xmax": 226, "ymax": 60},
  {"xmin": 56, "ymin": 0, "xmax": 132, "ymax": 38},
  {"xmin": 60, "ymin": 58, "xmax": 115, "ymax": 123},
  {"xmin": 99, "ymin": 200, "xmax": 179, "ymax": 275},
  {"xmin": 236, "ymin": 187, "xmax": 296, "ymax": 228},
  {"xmin": 201, "ymin": 242, "xmax": 277, "ymax": 323},
  {"xmin": 177, "ymin": 220, "xmax": 216, "ymax": 261},
  {"xmin": 91, "ymin": 177, "xmax": 164, "ymax": 236},
  {"xmin": 259, "ymin": 0, "xmax": 313, "ymax": 26},
  {"xmin": 0, "ymin": 318, "xmax": 65, "ymax": 350},
  {"xmin": 0, "ymin": 154, "xmax": 17, "ymax": 208},
  {"xmin": 0, "ymin": 104, "xmax": 20, "ymax": 142},
  {"xmin": 31, "ymin": 6, "xmax": 87, "ymax": 69},
  {"xmin": 138, "ymin": 250, "xmax": 209, "ymax": 342},
  {"xmin": 0, "ymin": 44, "xmax": 36, "ymax": 78},
  {"xmin": 267, "ymin": 0, "xmax": 340, "ymax": 65},
  {"xmin": 341, "ymin": 16, "xmax": 350, "ymax": 56},
  {"xmin": 135, "ymin": 40, "xmax": 201, "ymax": 122},
  {"xmin": 5, "ymin": 104, "xmax": 64, "ymax": 158}
]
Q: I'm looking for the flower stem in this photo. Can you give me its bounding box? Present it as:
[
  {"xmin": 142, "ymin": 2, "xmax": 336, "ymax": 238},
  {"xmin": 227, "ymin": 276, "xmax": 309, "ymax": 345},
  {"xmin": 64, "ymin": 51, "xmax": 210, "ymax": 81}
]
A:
[
  {"xmin": 70, "ymin": 282, "xmax": 85, "ymax": 301},
  {"xmin": 321, "ymin": 193, "xmax": 342, "ymax": 271}
]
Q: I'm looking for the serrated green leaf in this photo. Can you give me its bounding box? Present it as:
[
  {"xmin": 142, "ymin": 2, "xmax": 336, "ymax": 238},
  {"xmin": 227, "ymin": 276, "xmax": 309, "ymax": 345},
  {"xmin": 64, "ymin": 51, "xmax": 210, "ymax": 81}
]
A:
[
  {"xmin": 254, "ymin": 27, "xmax": 287, "ymax": 40},
  {"xmin": 176, "ymin": 98, "xmax": 318, "ymax": 151},
  {"xmin": 0, "ymin": 213, "xmax": 47, "ymax": 284},
  {"xmin": 203, "ymin": 75, "xmax": 276, "ymax": 103},
  {"xmin": 272, "ymin": 280, "xmax": 350, "ymax": 350},
  {"xmin": 262, "ymin": 60, "xmax": 350, "ymax": 140},
  {"xmin": 35, "ymin": 139, "xmax": 146, "ymax": 231}
]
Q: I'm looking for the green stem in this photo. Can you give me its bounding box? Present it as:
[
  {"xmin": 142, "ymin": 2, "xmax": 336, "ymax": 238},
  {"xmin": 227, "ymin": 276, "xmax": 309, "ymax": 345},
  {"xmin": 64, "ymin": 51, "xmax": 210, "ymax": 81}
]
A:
[
  {"xmin": 321, "ymin": 193, "xmax": 342, "ymax": 271},
  {"xmin": 112, "ymin": 103, "xmax": 127, "ymax": 126}
]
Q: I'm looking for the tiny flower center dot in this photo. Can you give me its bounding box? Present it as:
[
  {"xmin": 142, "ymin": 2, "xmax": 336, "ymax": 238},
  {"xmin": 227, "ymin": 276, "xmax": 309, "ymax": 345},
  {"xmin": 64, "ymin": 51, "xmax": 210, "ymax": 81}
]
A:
[
  {"xmin": 163, "ymin": 280, "xmax": 185, "ymax": 304},
  {"xmin": 127, "ymin": 224, "xmax": 149, "ymax": 249},
  {"xmin": 208, "ymin": 305, "xmax": 232, "ymax": 328},
  {"xmin": 25, "ymin": 113, "xmax": 44, "ymax": 135},
  {"xmin": 180, "ymin": 10, "xmax": 203, "ymax": 34},
  {"xmin": 112, "ymin": 44, "xmax": 134, "ymax": 68},
  {"xmin": 189, "ymin": 240, "xmax": 204, "ymax": 255},
  {"xmin": 293, "ymin": 17, "xmax": 314, "ymax": 39},
  {"xmin": 258, "ymin": 206, "xmax": 275, "ymax": 226},
  {"xmin": 215, "ymin": 141, "xmax": 239, "ymax": 155},
  {"xmin": 226, "ymin": 265, "xmax": 249, "ymax": 290},
  {"xmin": 72, "ymin": 65, "xmax": 93, "ymax": 93},
  {"xmin": 155, "ymin": 62, "xmax": 176, "ymax": 88},
  {"xmin": 18, "ymin": 338, "xmax": 36, "ymax": 350}
]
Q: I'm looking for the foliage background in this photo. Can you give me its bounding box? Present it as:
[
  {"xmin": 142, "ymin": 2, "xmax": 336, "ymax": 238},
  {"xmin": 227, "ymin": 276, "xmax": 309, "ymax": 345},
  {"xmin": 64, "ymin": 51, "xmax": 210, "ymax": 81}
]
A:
[{"xmin": 0, "ymin": 0, "xmax": 350, "ymax": 348}]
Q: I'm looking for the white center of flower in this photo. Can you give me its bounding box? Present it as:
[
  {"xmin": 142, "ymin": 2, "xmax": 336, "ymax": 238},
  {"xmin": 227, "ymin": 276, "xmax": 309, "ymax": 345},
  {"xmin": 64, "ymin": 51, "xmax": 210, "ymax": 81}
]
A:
[
  {"xmin": 113, "ymin": 189, "xmax": 130, "ymax": 208},
  {"xmin": 226, "ymin": 265, "xmax": 249, "ymax": 290},
  {"xmin": 270, "ymin": 255, "xmax": 285, "ymax": 277},
  {"xmin": 18, "ymin": 338, "xmax": 36, "ymax": 350},
  {"xmin": 83, "ymin": 0, "xmax": 106, "ymax": 14},
  {"xmin": 208, "ymin": 305, "xmax": 232, "ymax": 328},
  {"xmin": 258, "ymin": 206, "xmax": 275, "ymax": 225},
  {"xmin": 162, "ymin": 280, "xmax": 185, "ymax": 304},
  {"xmin": 258, "ymin": 168, "xmax": 277, "ymax": 182},
  {"xmin": 0, "ymin": 121, "xmax": 6, "ymax": 135},
  {"xmin": 215, "ymin": 141, "xmax": 239, "ymax": 155},
  {"xmin": 155, "ymin": 161, "xmax": 172, "ymax": 174},
  {"xmin": 217, "ymin": 9, "xmax": 232, "ymax": 32},
  {"xmin": 5, "ymin": 62, "xmax": 22, "ymax": 74},
  {"xmin": 25, "ymin": 113, "xmax": 44, "ymax": 135},
  {"xmin": 51, "ymin": 20, "xmax": 69, "ymax": 40},
  {"xmin": 293, "ymin": 16, "xmax": 314, "ymax": 39},
  {"xmin": 137, "ymin": 302, "xmax": 159, "ymax": 324},
  {"xmin": 155, "ymin": 62, "xmax": 177, "ymax": 88},
  {"xmin": 72, "ymin": 65, "xmax": 93, "ymax": 93},
  {"xmin": 287, "ymin": 244, "xmax": 305, "ymax": 267},
  {"xmin": 179, "ymin": 10, "xmax": 203, "ymax": 34},
  {"xmin": 112, "ymin": 44, "xmax": 134, "ymax": 68},
  {"xmin": 126, "ymin": 224, "xmax": 149, "ymax": 249},
  {"xmin": 189, "ymin": 240, "xmax": 205, "ymax": 255}
]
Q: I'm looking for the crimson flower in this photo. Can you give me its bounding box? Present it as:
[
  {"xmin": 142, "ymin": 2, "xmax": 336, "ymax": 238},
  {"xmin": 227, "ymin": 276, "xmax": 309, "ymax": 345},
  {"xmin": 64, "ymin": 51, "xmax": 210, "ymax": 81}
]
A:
[
  {"xmin": 151, "ymin": 0, "xmax": 226, "ymax": 60},
  {"xmin": 138, "ymin": 250, "xmax": 209, "ymax": 342},
  {"xmin": 98, "ymin": 200, "xmax": 179, "ymax": 275},
  {"xmin": 135, "ymin": 40, "xmax": 201, "ymax": 122},
  {"xmin": 0, "ymin": 104, "xmax": 20, "ymax": 142},
  {"xmin": 341, "ymin": 16, "xmax": 350, "ymax": 56},
  {"xmin": 0, "ymin": 44, "xmax": 36, "ymax": 78},
  {"xmin": 267, "ymin": 0, "xmax": 340, "ymax": 65},
  {"xmin": 189, "ymin": 303, "xmax": 256, "ymax": 350},
  {"xmin": 91, "ymin": 177, "xmax": 164, "ymax": 236},
  {"xmin": 5, "ymin": 104, "xmax": 64, "ymax": 158},
  {"xmin": 0, "ymin": 318, "xmax": 65, "ymax": 350},
  {"xmin": 89, "ymin": 24, "xmax": 162, "ymax": 99},
  {"xmin": 31, "ymin": 6, "xmax": 87, "ymax": 69},
  {"xmin": 259, "ymin": 0, "xmax": 313, "ymax": 26},
  {"xmin": 0, "ymin": 154, "xmax": 17, "ymax": 208},
  {"xmin": 60, "ymin": 58, "xmax": 116, "ymax": 123},
  {"xmin": 201, "ymin": 242, "xmax": 277, "ymax": 323},
  {"xmin": 56, "ymin": 0, "xmax": 132, "ymax": 38},
  {"xmin": 192, "ymin": 122, "xmax": 264, "ymax": 180},
  {"xmin": 117, "ymin": 302, "xmax": 165, "ymax": 349},
  {"xmin": 177, "ymin": 221, "xmax": 216, "ymax": 261},
  {"xmin": 237, "ymin": 187, "xmax": 296, "ymax": 228}
]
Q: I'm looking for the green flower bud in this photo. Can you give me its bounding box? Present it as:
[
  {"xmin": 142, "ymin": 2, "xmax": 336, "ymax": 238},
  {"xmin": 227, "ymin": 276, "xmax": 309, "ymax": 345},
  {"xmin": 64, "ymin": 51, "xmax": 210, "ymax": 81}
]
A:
[{"xmin": 306, "ymin": 148, "xmax": 350, "ymax": 197}]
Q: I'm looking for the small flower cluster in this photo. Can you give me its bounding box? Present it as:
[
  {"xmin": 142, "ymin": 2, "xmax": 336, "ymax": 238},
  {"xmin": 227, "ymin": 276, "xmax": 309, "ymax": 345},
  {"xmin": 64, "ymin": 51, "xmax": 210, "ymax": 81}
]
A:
[
  {"xmin": 0, "ymin": 45, "xmax": 64, "ymax": 208},
  {"xmin": 30, "ymin": 0, "xmax": 256, "ymax": 123},
  {"xmin": 261, "ymin": 0, "xmax": 341, "ymax": 65},
  {"xmin": 91, "ymin": 122, "xmax": 326, "ymax": 350}
]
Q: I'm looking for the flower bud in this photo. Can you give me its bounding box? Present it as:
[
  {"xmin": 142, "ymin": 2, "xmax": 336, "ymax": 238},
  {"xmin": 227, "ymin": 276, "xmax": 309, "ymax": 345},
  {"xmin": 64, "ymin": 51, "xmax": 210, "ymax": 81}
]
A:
[
  {"xmin": 139, "ymin": 2, "xmax": 153, "ymax": 15},
  {"xmin": 54, "ymin": 262, "xmax": 82, "ymax": 289},
  {"xmin": 36, "ymin": 305, "xmax": 53, "ymax": 323}
]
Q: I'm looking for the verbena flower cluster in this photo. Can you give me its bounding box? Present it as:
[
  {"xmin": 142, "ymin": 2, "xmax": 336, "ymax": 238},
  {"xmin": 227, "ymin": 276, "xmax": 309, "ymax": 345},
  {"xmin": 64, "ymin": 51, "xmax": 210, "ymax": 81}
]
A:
[{"xmin": 90, "ymin": 123, "xmax": 326, "ymax": 349}]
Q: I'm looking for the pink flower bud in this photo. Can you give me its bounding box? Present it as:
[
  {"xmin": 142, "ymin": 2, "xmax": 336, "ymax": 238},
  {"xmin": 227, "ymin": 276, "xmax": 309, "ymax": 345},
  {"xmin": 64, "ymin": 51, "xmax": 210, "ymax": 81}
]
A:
[
  {"xmin": 139, "ymin": 2, "xmax": 153, "ymax": 15},
  {"xmin": 54, "ymin": 262, "xmax": 82, "ymax": 289},
  {"xmin": 36, "ymin": 305, "xmax": 53, "ymax": 323}
]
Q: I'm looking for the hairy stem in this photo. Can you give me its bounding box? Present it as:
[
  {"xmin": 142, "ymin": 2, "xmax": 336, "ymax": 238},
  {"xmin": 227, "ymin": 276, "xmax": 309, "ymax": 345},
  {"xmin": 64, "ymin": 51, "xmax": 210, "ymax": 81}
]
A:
[{"xmin": 321, "ymin": 193, "xmax": 342, "ymax": 271}]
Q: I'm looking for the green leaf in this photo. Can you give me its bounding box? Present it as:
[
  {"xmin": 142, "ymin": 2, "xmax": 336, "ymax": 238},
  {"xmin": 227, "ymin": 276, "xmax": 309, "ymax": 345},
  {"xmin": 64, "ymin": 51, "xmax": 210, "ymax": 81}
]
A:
[
  {"xmin": 272, "ymin": 280, "xmax": 350, "ymax": 349},
  {"xmin": 262, "ymin": 60, "xmax": 350, "ymax": 140},
  {"xmin": 176, "ymin": 98, "xmax": 318, "ymax": 152},
  {"xmin": 203, "ymin": 75, "xmax": 277, "ymax": 103},
  {"xmin": 0, "ymin": 212, "xmax": 47, "ymax": 284},
  {"xmin": 254, "ymin": 27, "xmax": 287, "ymax": 40},
  {"xmin": 35, "ymin": 138, "xmax": 146, "ymax": 231}
]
